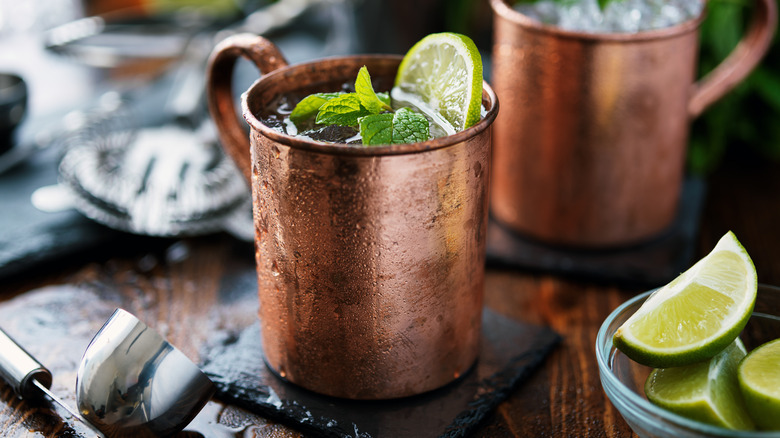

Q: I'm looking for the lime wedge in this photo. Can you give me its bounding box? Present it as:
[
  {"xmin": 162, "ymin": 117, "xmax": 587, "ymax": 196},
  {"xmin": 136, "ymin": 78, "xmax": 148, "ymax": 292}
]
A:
[
  {"xmin": 393, "ymin": 32, "xmax": 483, "ymax": 134},
  {"xmin": 645, "ymin": 339, "xmax": 755, "ymax": 430},
  {"xmin": 613, "ymin": 231, "xmax": 757, "ymax": 368},
  {"xmin": 738, "ymin": 338, "xmax": 780, "ymax": 430}
]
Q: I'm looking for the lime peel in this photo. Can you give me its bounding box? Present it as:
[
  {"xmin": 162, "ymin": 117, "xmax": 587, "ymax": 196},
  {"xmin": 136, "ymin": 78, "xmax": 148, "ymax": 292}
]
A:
[
  {"xmin": 738, "ymin": 338, "xmax": 780, "ymax": 430},
  {"xmin": 393, "ymin": 32, "xmax": 483, "ymax": 132},
  {"xmin": 645, "ymin": 339, "xmax": 755, "ymax": 430},
  {"xmin": 613, "ymin": 231, "xmax": 757, "ymax": 368}
]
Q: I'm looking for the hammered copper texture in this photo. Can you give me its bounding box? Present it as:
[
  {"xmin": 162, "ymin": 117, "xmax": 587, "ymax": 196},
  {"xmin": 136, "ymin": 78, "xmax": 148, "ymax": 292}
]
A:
[
  {"xmin": 489, "ymin": 0, "xmax": 776, "ymax": 247},
  {"xmin": 207, "ymin": 35, "xmax": 499, "ymax": 399}
]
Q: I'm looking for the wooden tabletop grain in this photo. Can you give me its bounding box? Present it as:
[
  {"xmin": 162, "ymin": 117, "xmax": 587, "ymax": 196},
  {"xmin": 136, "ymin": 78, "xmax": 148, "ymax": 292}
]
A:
[
  {"xmin": 2, "ymin": 23, "xmax": 780, "ymax": 438},
  {"xmin": 1, "ymin": 150, "xmax": 779, "ymax": 438}
]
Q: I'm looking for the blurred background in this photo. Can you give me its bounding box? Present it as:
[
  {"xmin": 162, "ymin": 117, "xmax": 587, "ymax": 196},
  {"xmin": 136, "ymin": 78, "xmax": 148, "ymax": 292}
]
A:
[
  {"xmin": 0, "ymin": 0, "xmax": 776, "ymax": 278},
  {"xmin": 0, "ymin": 0, "xmax": 774, "ymax": 170},
  {"xmin": 691, "ymin": 0, "xmax": 780, "ymax": 174}
]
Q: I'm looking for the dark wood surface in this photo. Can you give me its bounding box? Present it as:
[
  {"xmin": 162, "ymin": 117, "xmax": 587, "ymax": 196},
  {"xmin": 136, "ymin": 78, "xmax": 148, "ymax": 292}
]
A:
[
  {"xmin": 1, "ymin": 150, "xmax": 779, "ymax": 438},
  {"xmin": 2, "ymin": 21, "xmax": 780, "ymax": 438}
]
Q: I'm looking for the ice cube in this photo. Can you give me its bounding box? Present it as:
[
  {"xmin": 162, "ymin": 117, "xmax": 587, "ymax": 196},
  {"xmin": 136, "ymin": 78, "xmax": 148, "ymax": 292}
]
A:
[
  {"xmin": 298, "ymin": 125, "xmax": 361, "ymax": 144},
  {"xmin": 513, "ymin": 0, "xmax": 703, "ymax": 33}
]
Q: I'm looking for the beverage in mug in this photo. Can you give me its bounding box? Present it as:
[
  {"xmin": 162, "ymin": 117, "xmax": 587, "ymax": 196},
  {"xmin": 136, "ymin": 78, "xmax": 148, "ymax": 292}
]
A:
[
  {"xmin": 207, "ymin": 33, "xmax": 498, "ymax": 399},
  {"xmin": 489, "ymin": 0, "xmax": 775, "ymax": 247}
]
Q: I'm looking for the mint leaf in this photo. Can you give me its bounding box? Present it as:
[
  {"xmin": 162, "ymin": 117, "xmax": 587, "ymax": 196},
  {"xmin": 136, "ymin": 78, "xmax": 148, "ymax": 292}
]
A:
[
  {"xmin": 355, "ymin": 66, "xmax": 392, "ymax": 114},
  {"xmin": 392, "ymin": 108, "xmax": 430, "ymax": 144},
  {"xmin": 377, "ymin": 92, "xmax": 390, "ymax": 107},
  {"xmin": 359, "ymin": 108, "xmax": 430, "ymax": 145},
  {"xmin": 290, "ymin": 67, "xmax": 428, "ymax": 145},
  {"xmin": 315, "ymin": 93, "xmax": 373, "ymax": 126},
  {"xmin": 290, "ymin": 92, "xmax": 341, "ymax": 125},
  {"xmin": 359, "ymin": 114, "xmax": 394, "ymax": 145}
]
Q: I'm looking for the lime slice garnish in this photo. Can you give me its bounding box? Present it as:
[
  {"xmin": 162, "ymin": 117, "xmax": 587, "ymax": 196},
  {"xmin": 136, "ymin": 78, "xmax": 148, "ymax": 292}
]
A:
[
  {"xmin": 393, "ymin": 32, "xmax": 483, "ymax": 133},
  {"xmin": 613, "ymin": 231, "xmax": 757, "ymax": 368},
  {"xmin": 738, "ymin": 338, "xmax": 780, "ymax": 431},
  {"xmin": 645, "ymin": 339, "xmax": 755, "ymax": 430}
]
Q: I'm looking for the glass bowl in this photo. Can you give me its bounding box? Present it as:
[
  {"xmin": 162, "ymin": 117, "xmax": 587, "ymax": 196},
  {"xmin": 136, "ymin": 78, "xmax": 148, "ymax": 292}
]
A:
[{"xmin": 596, "ymin": 284, "xmax": 780, "ymax": 438}]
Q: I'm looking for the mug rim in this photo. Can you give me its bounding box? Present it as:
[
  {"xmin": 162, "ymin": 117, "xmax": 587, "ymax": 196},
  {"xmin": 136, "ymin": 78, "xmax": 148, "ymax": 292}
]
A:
[
  {"xmin": 241, "ymin": 54, "xmax": 499, "ymax": 157},
  {"xmin": 489, "ymin": 0, "xmax": 706, "ymax": 42}
]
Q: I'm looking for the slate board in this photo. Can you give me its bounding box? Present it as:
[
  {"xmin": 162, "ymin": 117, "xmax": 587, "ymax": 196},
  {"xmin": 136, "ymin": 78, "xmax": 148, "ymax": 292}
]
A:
[
  {"xmin": 201, "ymin": 309, "xmax": 560, "ymax": 438},
  {"xmin": 486, "ymin": 177, "xmax": 706, "ymax": 288}
]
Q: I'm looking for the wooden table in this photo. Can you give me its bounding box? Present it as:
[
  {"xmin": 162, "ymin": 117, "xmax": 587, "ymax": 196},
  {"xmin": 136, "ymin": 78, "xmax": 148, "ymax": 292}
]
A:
[
  {"xmin": 1, "ymin": 148, "xmax": 779, "ymax": 437},
  {"xmin": 3, "ymin": 22, "xmax": 780, "ymax": 438}
]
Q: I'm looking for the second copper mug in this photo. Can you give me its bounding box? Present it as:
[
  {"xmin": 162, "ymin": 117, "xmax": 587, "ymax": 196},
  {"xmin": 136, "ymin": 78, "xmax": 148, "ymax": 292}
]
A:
[
  {"xmin": 490, "ymin": 0, "xmax": 776, "ymax": 247},
  {"xmin": 207, "ymin": 34, "xmax": 498, "ymax": 399}
]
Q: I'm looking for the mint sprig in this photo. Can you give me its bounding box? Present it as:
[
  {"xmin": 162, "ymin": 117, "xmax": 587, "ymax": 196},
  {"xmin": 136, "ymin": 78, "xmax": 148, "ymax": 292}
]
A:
[
  {"xmin": 376, "ymin": 92, "xmax": 391, "ymax": 107},
  {"xmin": 290, "ymin": 66, "xmax": 430, "ymax": 145},
  {"xmin": 290, "ymin": 93, "xmax": 341, "ymax": 125},
  {"xmin": 358, "ymin": 108, "xmax": 430, "ymax": 146},
  {"xmin": 359, "ymin": 113, "xmax": 394, "ymax": 145},
  {"xmin": 315, "ymin": 93, "xmax": 371, "ymax": 126},
  {"xmin": 355, "ymin": 66, "xmax": 392, "ymax": 114},
  {"xmin": 390, "ymin": 108, "xmax": 429, "ymax": 144}
]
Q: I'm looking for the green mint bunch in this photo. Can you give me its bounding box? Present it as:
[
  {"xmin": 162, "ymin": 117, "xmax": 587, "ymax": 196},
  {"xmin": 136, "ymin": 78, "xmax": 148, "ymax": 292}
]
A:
[{"xmin": 289, "ymin": 66, "xmax": 431, "ymax": 146}]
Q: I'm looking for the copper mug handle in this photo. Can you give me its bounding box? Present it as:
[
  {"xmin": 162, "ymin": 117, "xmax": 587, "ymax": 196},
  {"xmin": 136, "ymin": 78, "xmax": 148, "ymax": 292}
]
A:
[
  {"xmin": 688, "ymin": 0, "xmax": 777, "ymax": 117},
  {"xmin": 206, "ymin": 34, "xmax": 289, "ymax": 183}
]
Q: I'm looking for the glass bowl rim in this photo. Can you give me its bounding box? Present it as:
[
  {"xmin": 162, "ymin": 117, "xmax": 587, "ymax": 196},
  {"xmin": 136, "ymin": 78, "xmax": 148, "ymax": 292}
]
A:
[{"xmin": 595, "ymin": 284, "xmax": 780, "ymax": 437}]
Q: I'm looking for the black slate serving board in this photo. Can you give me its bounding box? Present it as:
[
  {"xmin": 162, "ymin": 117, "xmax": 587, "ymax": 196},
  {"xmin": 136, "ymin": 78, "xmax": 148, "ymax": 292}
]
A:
[
  {"xmin": 201, "ymin": 309, "xmax": 560, "ymax": 438},
  {"xmin": 486, "ymin": 177, "xmax": 706, "ymax": 288}
]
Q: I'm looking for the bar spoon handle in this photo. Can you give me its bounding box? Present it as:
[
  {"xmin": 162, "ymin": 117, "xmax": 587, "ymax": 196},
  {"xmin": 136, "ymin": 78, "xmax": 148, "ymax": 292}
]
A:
[{"xmin": 0, "ymin": 327, "xmax": 53, "ymax": 400}]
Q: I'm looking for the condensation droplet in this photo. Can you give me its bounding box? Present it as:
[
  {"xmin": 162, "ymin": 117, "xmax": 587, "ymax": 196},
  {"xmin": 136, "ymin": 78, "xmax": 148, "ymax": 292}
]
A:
[{"xmin": 473, "ymin": 161, "xmax": 483, "ymax": 179}]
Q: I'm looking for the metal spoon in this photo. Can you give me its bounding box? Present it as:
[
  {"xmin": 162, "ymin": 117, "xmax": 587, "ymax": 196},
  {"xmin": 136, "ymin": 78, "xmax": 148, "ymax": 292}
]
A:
[
  {"xmin": 0, "ymin": 326, "xmax": 104, "ymax": 437},
  {"xmin": 0, "ymin": 308, "xmax": 215, "ymax": 437}
]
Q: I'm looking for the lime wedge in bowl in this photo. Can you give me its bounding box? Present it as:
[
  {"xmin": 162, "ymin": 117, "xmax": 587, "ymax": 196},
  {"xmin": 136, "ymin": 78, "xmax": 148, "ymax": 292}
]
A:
[
  {"xmin": 393, "ymin": 32, "xmax": 483, "ymax": 135},
  {"xmin": 597, "ymin": 282, "xmax": 780, "ymax": 437},
  {"xmin": 738, "ymin": 338, "xmax": 780, "ymax": 431},
  {"xmin": 645, "ymin": 338, "xmax": 755, "ymax": 430},
  {"xmin": 613, "ymin": 231, "xmax": 757, "ymax": 368}
]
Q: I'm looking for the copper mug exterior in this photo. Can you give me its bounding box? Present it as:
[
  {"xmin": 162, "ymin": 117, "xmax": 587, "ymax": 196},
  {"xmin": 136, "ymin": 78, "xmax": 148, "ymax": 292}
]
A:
[
  {"xmin": 207, "ymin": 34, "xmax": 498, "ymax": 399},
  {"xmin": 490, "ymin": 0, "xmax": 777, "ymax": 247}
]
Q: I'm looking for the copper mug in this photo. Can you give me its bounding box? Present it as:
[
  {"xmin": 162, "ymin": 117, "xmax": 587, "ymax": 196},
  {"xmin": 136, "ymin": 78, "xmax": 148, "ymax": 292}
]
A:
[
  {"xmin": 490, "ymin": 0, "xmax": 776, "ymax": 247},
  {"xmin": 206, "ymin": 34, "xmax": 498, "ymax": 399}
]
